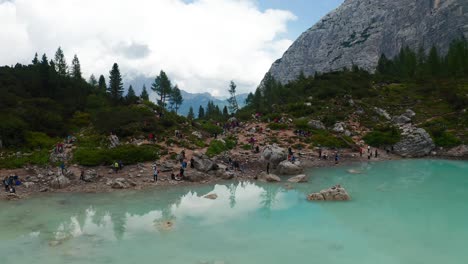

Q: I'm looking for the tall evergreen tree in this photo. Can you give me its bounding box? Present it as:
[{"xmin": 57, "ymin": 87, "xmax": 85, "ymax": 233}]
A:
[
  {"xmin": 41, "ymin": 54, "xmax": 49, "ymax": 66},
  {"xmin": 140, "ymin": 85, "xmax": 149, "ymax": 101},
  {"xmin": 170, "ymin": 85, "xmax": 183, "ymax": 113},
  {"xmin": 108, "ymin": 63, "xmax": 124, "ymax": 102},
  {"xmin": 98, "ymin": 75, "xmax": 107, "ymax": 93},
  {"xmin": 71, "ymin": 54, "xmax": 82, "ymax": 79},
  {"xmin": 151, "ymin": 70, "xmax": 172, "ymax": 108},
  {"xmin": 32, "ymin": 53, "xmax": 39, "ymax": 65},
  {"xmin": 89, "ymin": 74, "xmax": 98, "ymax": 87},
  {"xmin": 222, "ymin": 105, "xmax": 229, "ymax": 117},
  {"xmin": 126, "ymin": 85, "xmax": 138, "ymax": 104},
  {"xmin": 427, "ymin": 46, "xmax": 441, "ymax": 76},
  {"xmin": 54, "ymin": 47, "xmax": 68, "ymax": 76},
  {"xmin": 198, "ymin": 105, "xmax": 205, "ymax": 119},
  {"xmin": 227, "ymin": 81, "xmax": 239, "ymax": 113},
  {"xmin": 187, "ymin": 106, "xmax": 195, "ymax": 120}
]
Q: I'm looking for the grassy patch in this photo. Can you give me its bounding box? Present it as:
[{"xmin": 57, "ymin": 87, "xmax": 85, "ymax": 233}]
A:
[
  {"xmin": 206, "ymin": 139, "xmax": 237, "ymax": 157},
  {"xmin": 363, "ymin": 126, "xmax": 401, "ymax": 147},
  {"xmin": 267, "ymin": 123, "xmax": 289, "ymax": 130},
  {"xmin": 0, "ymin": 149, "xmax": 50, "ymax": 169},
  {"xmin": 73, "ymin": 145, "xmax": 160, "ymax": 166}
]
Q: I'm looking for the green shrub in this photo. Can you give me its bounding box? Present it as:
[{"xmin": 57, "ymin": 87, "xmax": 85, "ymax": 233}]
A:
[
  {"xmin": 0, "ymin": 149, "xmax": 50, "ymax": 169},
  {"xmin": 293, "ymin": 119, "xmax": 309, "ymax": 130},
  {"xmin": 74, "ymin": 145, "xmax": 159, "ymax": 166},
  {"xmin": 363, "ymin": 126, "xmax": 401, "ymax": 147},
  {"xmin": 24, "ymin": 131, "xmax": 57, "ymax": 150},
  {"xmin": 205, "ymin": 139, "xmax": 236, "ymax": 157},
  {"xmin": 241, "ymin": 144, "xmax": 252, "ymax": 150},
  {"xmin": 310, "ymin": 131, "xmax": 348, "ymax": 148},
  {"xmin": 201, "ymin": 122, "xmax": 223, "ymax": 135},
  {"xmin": 268, "ymin": 123, "xmax": 289, "ymax": 130},
  {"xmin": 434, "ymin": 132, "xmax": 462, "ymax": 147}
]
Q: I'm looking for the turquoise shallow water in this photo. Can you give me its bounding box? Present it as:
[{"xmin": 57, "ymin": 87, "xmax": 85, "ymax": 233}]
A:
[{"xmin": 0, "ymin": 159, "xmax": 467, "ymax": 264}]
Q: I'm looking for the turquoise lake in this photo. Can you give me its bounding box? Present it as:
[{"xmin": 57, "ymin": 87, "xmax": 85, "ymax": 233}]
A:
[{"xmin": 0, "ymin": 159, "xmax": 467, "ymax": 264}]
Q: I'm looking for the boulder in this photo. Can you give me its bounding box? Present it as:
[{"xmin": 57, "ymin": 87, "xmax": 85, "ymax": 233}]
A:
[
  {"xmin": 332, "ymin": 122, "xmax": 346, "ymax": 133},
  {"xmin": 23, "ymin": 182, "xmax": 35, "ymax": 188},
  {"xmin": 258, "ymin": 172, "xmax": 281, "ymax": 182},
  {"xmin": 374, "ymin": 107, "xmax": 391, "ymax": 120},
  {"xmin": 393, "ymin": 125, "xmax": 435, "ymax": 157},
  {"xmin": 287, "ymin": 174, "xmax": 308, "ymax": 183},
  {"xmin": 50, "ymin": 175, "xmax": 71, "ymax": 189},
  {"xmin": 192, "ymin": 131, "xmax": 203, "ymax": 139},
  {"xmin": 261, "ymin": 144, "xmax": 287, "ymax": 169},
  {"xmin": 109, "ymin": 134, "xmax": 120, "ymax": 148},
  {"xmin": 308, "ymin": 120, "xmax": 326, "ymax": 130},
  {"xmin": 445, "ymin": 145, "xmax": 468, "ymax": 158},
  {"xmin": 184, "ymin": 171, "xmax": 210, "ymax": 182},
  {"xmin": 109, "ymin": 178, "xmax": 136, "ymax": 189},
  {"xmin": 84, "ymin": 169, "xmax": 99, "ymax": 182},
  {"xmin": 204, "ymin": 193, "xmax": 218, "ymax": 200},
  {"xmin": 193, "ymin": 155, "xmax": 217, "ymax": 172},
  {"xmin": 277, "ymin": 160, "xmax": 303, "ymax": 175},
  {"xmin": 307, "ymin": 185, "xmax": 350, "ymax": 201}
]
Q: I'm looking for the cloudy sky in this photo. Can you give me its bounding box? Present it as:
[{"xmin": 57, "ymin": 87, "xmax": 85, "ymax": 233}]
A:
[{"xmin": 0, "ymin": 0, "xmax": 343, "ymax": 96}]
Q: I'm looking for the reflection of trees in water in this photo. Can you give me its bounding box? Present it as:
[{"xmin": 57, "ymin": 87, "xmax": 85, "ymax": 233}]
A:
[
  {"xmin": 260, "ymin": 185, "xmax": 280, "ymax": 212},
  {"xmin": 229, "ymin": 183, "xmax": 237, "ymax": 208}
]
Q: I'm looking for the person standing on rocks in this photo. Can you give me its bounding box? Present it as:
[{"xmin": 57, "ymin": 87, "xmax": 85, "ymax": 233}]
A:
[
  {"xmin": 318, "ymin": 148, "xmax": 322, "ymax": 158},
  {"xmin": 335, "ymin": 153, "xmax": 339, "ymax": 164},
  {"xmin": 375, "ymin": 149, "xmax": 379, "ymax": 158},
  {"xmin": 60, "ymin": 162, "xmax": 65, "ymax": 175},
  {"xmin": 80, "ymin": 170, "xmax": 85, "ymax": 181},
  {"xmin": 367, "ymin": 145, "xmax": 371, "ymax": 153},
  {"xmin": 266, "ymin": 162, "xmax": 270, "ymax": 174},
  {"xmin": 152, "ymin": 163, "xmax": 159, "ymax": 182}
]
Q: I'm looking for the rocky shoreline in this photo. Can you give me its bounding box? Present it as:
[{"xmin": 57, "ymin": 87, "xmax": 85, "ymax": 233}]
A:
[{"xmin": 2, "ymin": 143, "xmax": 465, "ymax": 201}]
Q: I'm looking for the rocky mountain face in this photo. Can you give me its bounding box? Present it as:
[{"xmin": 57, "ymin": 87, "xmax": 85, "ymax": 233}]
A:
[{"xmin": 267, "ymin": 0, "xmax": 468, "ymax": 84}]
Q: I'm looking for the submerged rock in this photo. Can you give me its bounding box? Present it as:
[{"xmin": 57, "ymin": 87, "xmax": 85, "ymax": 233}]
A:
[
  {"xmin": 204, "ymin": 193, "xmax": 218, "ymax": 200},
  {"xmin": 307, "ymin": 185, "xmax": 350, "ymax": 201},
  {"xmin": 287, "ymin": 174, "xmax": 308, "ymax": 183},
  {"xmin": 258, "ymin": 172, "xmax": 281, "ymax": 182}
]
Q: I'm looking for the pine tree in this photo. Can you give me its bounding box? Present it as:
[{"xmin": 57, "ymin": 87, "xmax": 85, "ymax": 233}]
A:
[
  {"xmin": 126, "ymin": 85, "xmax": 137, "ymax": 104},
  {"xmin": 223, "ymin": 105, "xmax": 229, "ymax": 117},
  {"xmin": 198, "ymin": 105, "xmax": 205, "ymax": 119},
  {"xmin": 54, "ymin": 47, "xmax": 68, "ymax": 76},
  {"xmin": 151, "ymin": 70, "xmax": 172, "ymax": 108},
  {"xmin": 98, "ymin": 75, "xmax": 107, "ymax": 93},
  {"xmin": 187, "ymin": 107, "xmax": 195, "ymax": 120},
  {"xmin": 227, "ymin": 81, "xmax": 239, "ymax": 113},
  {"xmin": 170, "ymin": 85, "xmax": 183, "ymax": 113},
  {"xmin": 71, "ymin": 55, "xmax": 82, "ymax": 79},
  {"xmin": 41, "ymin": 54, "xmax": 49, "ymax": 66},
  {"xmin": 32, "ymin": 53, "xmax": 39, "ymax": 65},
  {"xmin": 140, "ymin": 85, "xmax": 149, "ymax": 101},
  {"xmin": 89, "ymin": 74, "xmax": 98, "ymax": 87},
  {"xmin": 108, "ymin": 63, "xmax": 124, "ymax": 103}
]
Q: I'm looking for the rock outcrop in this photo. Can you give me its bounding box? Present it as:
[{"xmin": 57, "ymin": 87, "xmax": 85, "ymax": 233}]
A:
[
  {"xmin": 307, "ymin": 185, "xmax": 350, "ymax": 201},
  {"xmin": 277, "ymin": 160, "xmax": 303, "ymax": 175},
  {"xmin": 261, "ymin": 144, "xmax": 287, "ymax": 169},
  {"xmin": 287, "ymin": 174, "xmax": 308, "ymax": 183},
  {"xmin": 266, "ymin": 0, "xmax": 468, "ymax": 84},
  {"xmin": 108, "ymin": 178, "xmax": 137, "ymax": 189},
  {"xmin": 308, "ymin": 120, "xmax": 326, "ymax": 130},
  {"xmin": 192, "ymin": 152, "xmax": 217, "ymax": 172},
  {"xmin": 393, "ymin": 124, "xmax": 435, "ymax": 157},
  {"xmin": 50, "ymin": 175, "xmax": 71, "ymax": 189}
]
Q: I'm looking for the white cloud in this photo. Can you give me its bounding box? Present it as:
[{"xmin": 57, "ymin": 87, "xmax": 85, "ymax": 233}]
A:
[{"xmin": 0, "ymin": 0, "xmax": 295, "ymax": 95}]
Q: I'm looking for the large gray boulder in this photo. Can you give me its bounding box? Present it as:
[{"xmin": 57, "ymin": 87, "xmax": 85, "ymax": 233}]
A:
[
  {"xmin": 261, "ymin": 144, "xmax": 287, "ymax": 169},
  {"xmin": 258, "ymin": 172, "xmax": 281, "ymax": 182},
  {"xmin": 50, "ymin": 175, "xmax": 71, "ymax": 189},
  {"xmin": 193, "ymin": 153, "xmax": 217, "ymax": 172},
  {"xmin": 393, "ymin": 109, "xmax": 416, "ymax": 125},
  {"xmin": 277, "ymin": 160, "xmax": 303, "ymax": 175},
  {"xmin": 308, "ymin": 120, "xmax": 326, "ymax": 130},
  {"xmin": 84, "ymin": 169, "xmax": 99, "ymax": 182},
  {"xmin": 307, "ymin": 185, "xmax": 350, "ymax": 201},
  {"xmin": 393, "ymin": 124, "xmax": 435, "ymax": 157},
  {"xmin": 265, "ymin": 0, "xmax": 468, "ymax": 84},
  {"xmin": 184, "ymin": 171, "xmax": 210, "ymax": 182}
]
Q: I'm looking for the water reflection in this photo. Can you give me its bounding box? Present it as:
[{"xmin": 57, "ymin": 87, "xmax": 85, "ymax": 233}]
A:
[{"xmin": 52, "ymin": 182, "xmax": 293, "ymax": 243}]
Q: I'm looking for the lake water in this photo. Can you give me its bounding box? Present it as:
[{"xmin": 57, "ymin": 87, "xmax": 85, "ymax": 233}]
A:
[{"xmin": 0, "ymin": 159, "xmax": 467, "ymax": 264}]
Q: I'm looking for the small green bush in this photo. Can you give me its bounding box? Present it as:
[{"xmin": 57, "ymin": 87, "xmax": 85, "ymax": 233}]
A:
[
  {"xmin": 241, "ymin": 144, "xmax": 252, "ymax": 150},
  {"xmin": 201, "ymin": 122, "xmax": 223, "ymax": 135},
  {"xmin": 434, "ymin": 132, "xmax": 461, "ymax": 147},
  {"xmin": 24, "ymin": 131, "xmax": 57, "ymax": 150},
  {"xmin": 363, "ymin": 126, "xmax": 401, "ymax": 147},
  {"xmin": 311, "ymin": 131, "xmax": 348, "ymax": 148},
  {"xmin": 205, "ymin": 139, "xmax": 236, "ymax": 157},
  {"xmin": 74, "ymin": 145, "xmax": 159, "ymax": 166},
  {"xmin": 293, "ymin": 119, "xmax": 309, "ymax": 130},
  {"xmin": 0, "ymin": 149, "xmax": 50, "ymax": 169},
  {"xmin": 268, "ymin": 123, "xmax": 289, "ymax": 130}
]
